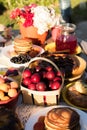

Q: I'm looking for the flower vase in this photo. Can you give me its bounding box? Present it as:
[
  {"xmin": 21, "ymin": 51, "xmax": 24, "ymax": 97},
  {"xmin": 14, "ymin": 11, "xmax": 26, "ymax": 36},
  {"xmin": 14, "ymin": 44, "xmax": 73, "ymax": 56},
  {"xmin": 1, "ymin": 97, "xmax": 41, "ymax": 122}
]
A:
[{"xmin": 19, "ymin": 22, "xmax": 48, "ymax": 45}]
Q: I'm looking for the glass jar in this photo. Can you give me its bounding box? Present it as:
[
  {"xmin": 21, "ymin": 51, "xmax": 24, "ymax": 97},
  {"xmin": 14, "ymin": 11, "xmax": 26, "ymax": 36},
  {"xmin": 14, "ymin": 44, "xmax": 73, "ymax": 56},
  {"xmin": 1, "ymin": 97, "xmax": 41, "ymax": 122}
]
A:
[
  {"xmin": 56, "ymin": 23, "xmax": 77, "ymax": 54},
  {"xmin": 51, "ymin": 25, "xmax": 62, "ymax": 42}
]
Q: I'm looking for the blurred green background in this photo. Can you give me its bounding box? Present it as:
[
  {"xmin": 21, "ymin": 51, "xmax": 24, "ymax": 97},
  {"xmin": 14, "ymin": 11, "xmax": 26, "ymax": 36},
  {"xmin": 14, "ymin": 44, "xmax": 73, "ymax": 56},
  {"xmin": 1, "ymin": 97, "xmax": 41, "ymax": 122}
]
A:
[{"xmin": 0, "ymin": 0, "xmax": 87, "ymax": 29}]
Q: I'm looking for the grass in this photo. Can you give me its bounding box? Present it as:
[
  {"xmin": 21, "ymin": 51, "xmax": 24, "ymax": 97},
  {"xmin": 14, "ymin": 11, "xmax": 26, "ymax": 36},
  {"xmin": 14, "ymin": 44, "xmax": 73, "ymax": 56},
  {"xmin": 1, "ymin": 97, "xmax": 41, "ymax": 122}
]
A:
[
  {"xmin": 0, "ymin": 0, "xmax": 87, "ymax": 29},
  {"xmin": 71, "ymin": 0, "xmax": 87, "ymax": 24}
]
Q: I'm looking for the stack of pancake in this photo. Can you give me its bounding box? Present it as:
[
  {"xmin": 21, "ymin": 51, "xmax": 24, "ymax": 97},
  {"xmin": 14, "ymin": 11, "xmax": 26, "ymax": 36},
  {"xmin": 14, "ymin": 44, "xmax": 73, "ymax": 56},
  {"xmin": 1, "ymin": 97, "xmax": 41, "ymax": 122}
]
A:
[
  {"xmin": 44, "ymin": 107, "xmax": 80, "ymax": 130},
  {"xmin": 13, "ymin": 37, "xmax": 33, "ymax": 54}
]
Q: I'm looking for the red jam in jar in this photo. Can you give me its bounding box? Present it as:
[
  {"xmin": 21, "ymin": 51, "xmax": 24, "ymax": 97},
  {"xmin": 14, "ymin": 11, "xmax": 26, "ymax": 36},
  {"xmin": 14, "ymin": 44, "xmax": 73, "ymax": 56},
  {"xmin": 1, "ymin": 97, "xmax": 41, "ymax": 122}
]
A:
[{"xmin": 56, "ymin": 33, "xmax": 77, "ymax": 54}]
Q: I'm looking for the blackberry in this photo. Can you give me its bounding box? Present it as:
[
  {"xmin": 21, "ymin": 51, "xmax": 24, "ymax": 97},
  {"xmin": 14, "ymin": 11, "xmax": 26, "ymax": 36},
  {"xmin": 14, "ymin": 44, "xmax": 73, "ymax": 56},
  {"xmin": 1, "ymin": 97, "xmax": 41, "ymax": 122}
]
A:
[
  {"xmin": 10, "ymin": 57, "xmax": 19, "ymax": 63},
  {"xmin": 10, "ymin": 53, "xmax": 31, "ymax": 64}
]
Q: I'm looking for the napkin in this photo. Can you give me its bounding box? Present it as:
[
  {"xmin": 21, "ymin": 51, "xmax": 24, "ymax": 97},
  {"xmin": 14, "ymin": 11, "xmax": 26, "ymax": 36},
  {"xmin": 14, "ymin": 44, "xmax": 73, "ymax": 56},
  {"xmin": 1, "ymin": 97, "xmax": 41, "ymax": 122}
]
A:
[{"xmin": 80, "ymin": 40, "xmax": 87, "ymax": 55}]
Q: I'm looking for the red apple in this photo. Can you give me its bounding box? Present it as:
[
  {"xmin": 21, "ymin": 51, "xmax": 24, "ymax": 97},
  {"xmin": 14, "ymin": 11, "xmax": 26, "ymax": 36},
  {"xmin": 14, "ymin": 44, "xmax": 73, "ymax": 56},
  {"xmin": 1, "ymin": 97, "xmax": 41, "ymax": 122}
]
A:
[
  {"xmin": 31, "ymin": 73, "xmax": 41, "ymax": 83},
  {"xmin": 46, "ymin": 70, "xmax": 55, "ymax": 80},
  {"xmin": 35, "ymin": 66, "xmax": 41, "ymax": 72},
  {"xmin": 51, "ymin": 81, "xmax": 61, "ymax": 90},
  {"xmin": 53, "ymin": 77, "xmax": 62, "ymax": 83},
  {"xmin": 22, "ymin": 77, "xmax": 31, "ymax": 86},
  {"xmin": 45, "ymin": 66, "xmax": 53, "ymax": 71},
  {"xmin": 22, "ymin": 69, "xmax": 32, "ymax": 79},
  {"xmin": 36, "ymin": 82, "xmax": 46, "ymax": 91},
  {"xmin": 28, "ymin": 83, "xmax": 36, "ymax": 90},
  {"xmin": 57, "ymin": 71, "xmax": 64, "ymax": 77}
]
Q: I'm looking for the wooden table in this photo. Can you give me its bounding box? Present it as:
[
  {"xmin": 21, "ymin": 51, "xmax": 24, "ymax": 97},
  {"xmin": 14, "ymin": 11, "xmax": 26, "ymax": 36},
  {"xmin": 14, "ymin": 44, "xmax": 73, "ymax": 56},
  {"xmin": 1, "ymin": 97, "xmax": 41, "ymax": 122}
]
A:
[{"xmin": 0, "ymin": 31, "xmax": 87, "ymax": 128}]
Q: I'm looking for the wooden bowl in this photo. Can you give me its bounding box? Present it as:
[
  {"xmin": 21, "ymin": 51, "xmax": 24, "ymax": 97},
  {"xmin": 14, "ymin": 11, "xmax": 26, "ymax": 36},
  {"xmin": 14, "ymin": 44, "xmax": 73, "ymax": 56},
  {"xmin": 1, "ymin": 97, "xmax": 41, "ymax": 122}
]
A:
[{"xmin": 0, "ymin": 75, "xmax": 20, "ymax": 109}]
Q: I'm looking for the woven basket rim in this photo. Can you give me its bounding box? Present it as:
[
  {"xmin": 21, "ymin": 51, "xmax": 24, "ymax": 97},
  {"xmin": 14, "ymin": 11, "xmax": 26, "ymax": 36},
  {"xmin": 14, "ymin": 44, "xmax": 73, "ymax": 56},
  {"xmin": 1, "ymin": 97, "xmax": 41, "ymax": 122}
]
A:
[{"xmin": 21, "ymin": 85, "xmax": 62, "ymax": 95}]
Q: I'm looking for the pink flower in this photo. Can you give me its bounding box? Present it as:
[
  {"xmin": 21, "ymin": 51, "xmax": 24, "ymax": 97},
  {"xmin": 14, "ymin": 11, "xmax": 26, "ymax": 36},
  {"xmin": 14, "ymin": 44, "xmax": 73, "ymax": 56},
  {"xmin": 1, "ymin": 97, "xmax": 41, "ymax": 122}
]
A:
[
  {"xmin": 23, "ymin": 13, "xmax": 34, "ymax": 27},
  {"xmin": 10, "ymin": 8, "xmax": 20, "ymax": 19},
  {"xmin": 10, "ymin": 5, "xmax": 35, "ymax": 26}
]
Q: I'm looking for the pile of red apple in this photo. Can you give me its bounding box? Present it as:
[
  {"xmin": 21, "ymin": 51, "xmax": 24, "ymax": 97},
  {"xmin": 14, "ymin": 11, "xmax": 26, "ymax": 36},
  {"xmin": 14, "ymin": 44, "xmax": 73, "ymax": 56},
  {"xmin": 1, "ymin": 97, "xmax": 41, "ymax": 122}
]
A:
[{"xmin": 21, "ymin": 65, "xmax": 63, "ymax": 91}]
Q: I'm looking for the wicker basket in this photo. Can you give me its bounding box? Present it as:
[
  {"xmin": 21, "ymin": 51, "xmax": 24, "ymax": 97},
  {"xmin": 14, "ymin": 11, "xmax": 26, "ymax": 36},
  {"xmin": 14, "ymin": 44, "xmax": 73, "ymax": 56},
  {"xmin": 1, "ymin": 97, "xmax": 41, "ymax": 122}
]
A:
[{"xmin": 21, "ymin": 57, "xmax": 64, "ymax": 106}]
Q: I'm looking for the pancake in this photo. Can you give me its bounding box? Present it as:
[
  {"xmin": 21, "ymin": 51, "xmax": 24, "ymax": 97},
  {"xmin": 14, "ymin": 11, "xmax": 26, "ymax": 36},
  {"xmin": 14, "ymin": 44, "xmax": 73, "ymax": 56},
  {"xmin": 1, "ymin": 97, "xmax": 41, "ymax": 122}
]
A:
[
  {"xmin": 44, "ymin": 107, "xmax": 80, "ymax": 130},
  {"xmin": 13, "ymin": 37, "xmax": 33, "ymax": 54}
]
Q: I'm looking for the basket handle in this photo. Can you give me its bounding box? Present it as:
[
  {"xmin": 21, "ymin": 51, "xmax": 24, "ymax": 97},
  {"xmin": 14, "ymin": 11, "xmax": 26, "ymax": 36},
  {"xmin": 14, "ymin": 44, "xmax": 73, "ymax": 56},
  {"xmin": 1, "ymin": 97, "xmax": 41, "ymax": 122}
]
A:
[{"xmin": 28, "ymin": 57, "xmax": 64, "ymax": 86}]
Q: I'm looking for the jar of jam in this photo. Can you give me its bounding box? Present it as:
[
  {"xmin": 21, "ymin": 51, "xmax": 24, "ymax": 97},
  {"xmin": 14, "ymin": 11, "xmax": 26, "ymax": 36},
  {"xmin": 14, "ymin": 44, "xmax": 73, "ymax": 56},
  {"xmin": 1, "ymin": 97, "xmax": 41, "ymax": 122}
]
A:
[{"xmin": 56, "ymin": 23, "xmax": 77, "ymax": 54}]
